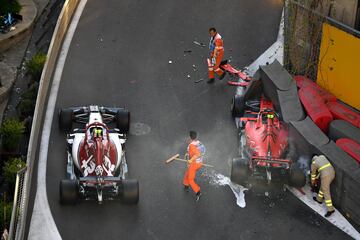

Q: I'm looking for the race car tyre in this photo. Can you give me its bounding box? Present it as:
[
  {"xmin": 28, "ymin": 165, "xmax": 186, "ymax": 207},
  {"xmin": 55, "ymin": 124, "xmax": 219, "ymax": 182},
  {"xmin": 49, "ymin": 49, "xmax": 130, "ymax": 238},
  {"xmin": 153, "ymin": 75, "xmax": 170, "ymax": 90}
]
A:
[
  {"xmin": 231, "ymin": 158, "xmax": 249, "ymax": 185},
  {"xmin": 60, "ymin": 179, "xmax": 79, "ymax": 205},
  {"xmin": 59, "ymin": 108, "xmax": 73, "ymax": 132},
  {"xmin": 122, "ymin": 179, "xmax": 139, "ymax": 204},
  {"xmin": 288, "ymin": 166, "xmax": 306, "ymax": 188},
  {"xmin": 231, "ymin": 95, "xmax": 245, "ymax": 118},
  {"xmin": 116, "ymin": 109, "xmax": 130, "ymax": 134}
]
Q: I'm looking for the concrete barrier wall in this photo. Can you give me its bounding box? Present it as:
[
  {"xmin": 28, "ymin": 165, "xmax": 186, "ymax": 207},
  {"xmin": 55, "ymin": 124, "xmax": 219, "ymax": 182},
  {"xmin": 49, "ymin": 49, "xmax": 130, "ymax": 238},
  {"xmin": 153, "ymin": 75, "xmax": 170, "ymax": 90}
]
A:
[
  {"xmin": 290, "ymin": 118, "xmax": 360, "ymax": 228},
  {"xmin": 260, "ymin": 60, "xmax": 305, "ymax": 123},
  {"xmin": 17, "ymin": 0, "xmax": 80, "ymax": 238}
]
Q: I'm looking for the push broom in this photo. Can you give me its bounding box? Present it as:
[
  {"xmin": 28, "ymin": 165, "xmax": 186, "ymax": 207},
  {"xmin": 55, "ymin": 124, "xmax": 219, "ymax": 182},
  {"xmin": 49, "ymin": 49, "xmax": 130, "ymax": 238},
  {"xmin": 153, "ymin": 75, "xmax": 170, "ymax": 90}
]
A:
[{"xmin": 165, "ymin": 154, "xmax": 214, "ymax": 168}]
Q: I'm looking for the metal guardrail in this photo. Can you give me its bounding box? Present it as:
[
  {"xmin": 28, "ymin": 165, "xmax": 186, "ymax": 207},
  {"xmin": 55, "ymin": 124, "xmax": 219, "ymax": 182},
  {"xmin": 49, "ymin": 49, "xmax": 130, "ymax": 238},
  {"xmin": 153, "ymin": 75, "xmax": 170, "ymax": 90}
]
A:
[
  {"xmin": 7, "ymin": 0, "xmax": 81, "ymax": 239},
  {"xmin": 8, "ymin": 167, "xmax": 27, "ymax": 240}
]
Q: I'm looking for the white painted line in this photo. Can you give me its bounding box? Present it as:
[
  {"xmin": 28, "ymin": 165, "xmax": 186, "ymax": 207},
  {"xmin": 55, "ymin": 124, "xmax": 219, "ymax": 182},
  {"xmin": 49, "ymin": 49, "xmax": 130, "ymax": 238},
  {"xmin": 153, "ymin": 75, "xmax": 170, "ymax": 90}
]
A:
[
  {"xmin": 244, "ymin": 40, "xmax": 283, "ymax": 77},
  {"xmin": 287, "ymin": 185, "xmax": 360, "ymax": 240},
  {"xmin": 235, "ymin": 8, "xmax": 284, "ymax": 120},
  {"xmin": 236, "ymin": 9, "xmax": 284, "ymax": 97},
  {"xmin": 28, "ymin": 0, "xmax": 88, "ymax": 239},
  {"xmin": 243, "ymin": 8, "xmax": 284, "ymax": 78}
]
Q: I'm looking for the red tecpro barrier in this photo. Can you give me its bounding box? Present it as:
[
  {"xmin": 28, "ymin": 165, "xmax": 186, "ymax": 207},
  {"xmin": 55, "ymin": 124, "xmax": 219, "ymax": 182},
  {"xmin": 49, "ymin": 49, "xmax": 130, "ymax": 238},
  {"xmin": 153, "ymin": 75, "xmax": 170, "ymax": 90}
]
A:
[
  {"xmin": 327, "ymin": 101, "xmax": 360, "ymax": 128},
  {"xmin": 336, "ymin": 138, "xmax": 360, "ymax": 164},
  {"xmin": 298, "ymin": 86, "xmax": 333, "ymax": 133},
  {"xmin": 293, "ymin": 75, "xmax": 336, "ymax": 103}
]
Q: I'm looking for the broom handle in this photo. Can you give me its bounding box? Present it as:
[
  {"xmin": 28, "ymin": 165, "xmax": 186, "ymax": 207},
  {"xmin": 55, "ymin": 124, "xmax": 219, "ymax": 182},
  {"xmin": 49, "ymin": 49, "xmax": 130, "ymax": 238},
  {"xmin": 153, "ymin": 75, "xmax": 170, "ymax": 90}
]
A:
[{"xmin": 174, "ymin": 158, "xmax": 214, "ymax": 168}]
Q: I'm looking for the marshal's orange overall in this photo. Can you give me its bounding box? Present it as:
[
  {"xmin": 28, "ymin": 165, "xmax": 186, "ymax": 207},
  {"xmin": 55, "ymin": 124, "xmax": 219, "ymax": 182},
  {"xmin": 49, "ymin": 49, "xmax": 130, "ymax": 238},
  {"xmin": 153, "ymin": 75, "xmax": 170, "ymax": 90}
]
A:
[
  {"xmin": 208, "ymin": 33, "xmax": 224, "ymax": 79},
  {"xmin": 183, "ymin": 140, "xmax": 203, "ymax": 193}
]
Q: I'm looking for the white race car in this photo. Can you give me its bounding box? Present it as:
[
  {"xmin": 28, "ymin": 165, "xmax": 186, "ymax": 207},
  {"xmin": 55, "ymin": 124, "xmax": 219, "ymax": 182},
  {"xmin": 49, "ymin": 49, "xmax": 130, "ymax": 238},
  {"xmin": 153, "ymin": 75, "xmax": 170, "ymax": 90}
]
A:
[{"xmin": 58, "ymin": 105, "xmax": 139, "ymax": 204}]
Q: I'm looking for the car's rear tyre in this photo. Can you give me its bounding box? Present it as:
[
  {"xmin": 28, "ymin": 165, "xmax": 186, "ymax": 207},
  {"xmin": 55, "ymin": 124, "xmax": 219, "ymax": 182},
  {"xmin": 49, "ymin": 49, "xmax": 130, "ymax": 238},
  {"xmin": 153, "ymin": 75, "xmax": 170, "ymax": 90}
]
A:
[
  {"xmin": 231, "ymin": 95, "xmax": 245, "ymax": 118},
  {"xmin": 59, "ymin": 108, "xmax": 73, "ymax": 132},
  {"xmin": 231, "ymin": 158, "xmax": 249, "ymax": 185},
  {"xmin": 289, "ymin": 166, "xmax": 306, "ymax": 187},
  {"xmin": 122, "ymin": 179, "xmax": 139, "ymax": 204},
  {"xmin": 116, "ymin": 109, "xmax": 130, "ymax": 134},
  {"xmin": 60, "ymin": 179, "xmax": 79, "ymax": 205}
]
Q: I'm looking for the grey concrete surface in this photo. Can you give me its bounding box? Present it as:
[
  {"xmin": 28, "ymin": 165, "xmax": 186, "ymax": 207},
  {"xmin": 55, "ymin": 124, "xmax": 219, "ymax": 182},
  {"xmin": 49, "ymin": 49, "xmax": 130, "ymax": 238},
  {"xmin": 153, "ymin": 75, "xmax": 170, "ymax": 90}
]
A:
[
  {"xmin": 32, "ymin": 0, "xmax": 51, "ymax": 16},
  {"xmin": 0, "ymin": 0, "xmax": 38, "ymax": 124},
  {"xmin": 0, "ymin": 37, "xmax": 29, "ymax": 124},
  {"xmin": 43, "ymin": 0, "xmax": 349, "ymax": 239}
]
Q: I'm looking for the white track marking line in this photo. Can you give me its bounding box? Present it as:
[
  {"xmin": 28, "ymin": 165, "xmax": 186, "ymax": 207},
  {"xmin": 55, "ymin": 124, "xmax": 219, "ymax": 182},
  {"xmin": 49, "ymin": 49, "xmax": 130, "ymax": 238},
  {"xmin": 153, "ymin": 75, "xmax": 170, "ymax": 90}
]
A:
[
  {"xmin": 28, "ymin": 0, "xmax": 88, "ymax": 239},
  {"xmin": 288, "ymin": 185, "xmax": 360, "ymax": 240},
  {"xmin": 243, "ymin": 9, "xmax": 284, "ymax": 77}
]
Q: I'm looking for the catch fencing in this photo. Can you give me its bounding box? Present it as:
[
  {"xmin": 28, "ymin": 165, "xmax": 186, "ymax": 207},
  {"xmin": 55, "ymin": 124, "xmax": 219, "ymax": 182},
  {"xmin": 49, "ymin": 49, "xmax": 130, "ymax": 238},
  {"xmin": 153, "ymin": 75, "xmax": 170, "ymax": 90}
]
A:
[
  {"xmin": 284, "ymin": 0, "xmax": 359, "ymax": 78},
  {"xmin": 284, "ymin": 0, "xmax": 329, "ymax": 80},
  {"xmin": 8, "ymin": 167, "xmax": 27, "ymax": 240}
]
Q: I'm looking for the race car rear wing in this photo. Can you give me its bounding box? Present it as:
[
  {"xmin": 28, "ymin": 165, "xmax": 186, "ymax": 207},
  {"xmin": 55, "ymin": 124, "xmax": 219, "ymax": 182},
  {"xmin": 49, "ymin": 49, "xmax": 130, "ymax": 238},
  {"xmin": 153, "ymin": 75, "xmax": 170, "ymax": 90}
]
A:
[
  {"xmin": 251, "ymin": 156, "xmax": 291, "ymax": 168},
  {"xmin": 79, "ymin": 176, "xmax": 122, "ymax": 183},
  {"xmin": 64, "ymin": 105, "xmax": 127, "ymax": 124}
]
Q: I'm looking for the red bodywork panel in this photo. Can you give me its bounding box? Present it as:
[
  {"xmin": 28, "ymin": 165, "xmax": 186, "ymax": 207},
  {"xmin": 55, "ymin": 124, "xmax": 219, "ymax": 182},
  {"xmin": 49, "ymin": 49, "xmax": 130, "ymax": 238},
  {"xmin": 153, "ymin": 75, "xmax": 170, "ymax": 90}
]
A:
[
  {"xmin": 336, "ymin": 138, "xmax": 360, "ymax": 164},
  {"xmin": 221, "ymin": 63, "xmax": 251, "ymax": 81},
  {"xmin": 243, "ymin": 98, "xmax": 289, "ymax": 168},
  {"xmin": 228, "ymin": 81, "xmax": 249, "ymax": 87},
  {"xmin": 78, "ymin": 122, "xmax": 118, "ymax": 177}
]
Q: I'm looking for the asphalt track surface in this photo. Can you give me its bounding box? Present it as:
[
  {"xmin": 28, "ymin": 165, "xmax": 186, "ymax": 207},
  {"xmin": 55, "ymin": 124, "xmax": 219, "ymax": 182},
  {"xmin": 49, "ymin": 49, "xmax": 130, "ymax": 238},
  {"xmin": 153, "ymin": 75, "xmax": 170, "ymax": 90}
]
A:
[{"xmin": 42, "ymin": 1, "xmax": 349, "ymax": 239}]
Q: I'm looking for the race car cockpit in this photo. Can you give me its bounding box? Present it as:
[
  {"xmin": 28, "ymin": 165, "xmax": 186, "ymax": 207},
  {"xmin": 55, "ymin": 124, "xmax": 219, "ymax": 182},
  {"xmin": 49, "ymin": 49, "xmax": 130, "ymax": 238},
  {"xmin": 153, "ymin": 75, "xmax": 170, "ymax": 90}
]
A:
[{"xmin": 85, "ymin": 122, "xmax": 109, "ymax": 144}]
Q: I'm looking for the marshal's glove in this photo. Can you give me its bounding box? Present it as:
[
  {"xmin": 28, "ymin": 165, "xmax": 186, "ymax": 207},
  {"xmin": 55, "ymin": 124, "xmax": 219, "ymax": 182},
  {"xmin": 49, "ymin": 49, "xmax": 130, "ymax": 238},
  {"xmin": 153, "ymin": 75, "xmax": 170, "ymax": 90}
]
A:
[{"xmin": 311, "ymin": 181, "xmax": 319, "ymax": 193}]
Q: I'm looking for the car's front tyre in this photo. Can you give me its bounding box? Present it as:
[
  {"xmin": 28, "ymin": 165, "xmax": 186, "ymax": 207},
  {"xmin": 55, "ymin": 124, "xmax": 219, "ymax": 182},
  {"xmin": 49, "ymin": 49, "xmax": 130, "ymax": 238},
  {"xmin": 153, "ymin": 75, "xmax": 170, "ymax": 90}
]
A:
[
  {"xmin": 116, "ymin": 109, "xmax": 130, "ymax": 134},
  {"xmin": 59, "ymin": 108, "xmax": 73, "ymax": 132},
  {"xmin": 231, "ymin": 95, "xmax": 245, "ymax": 117}
]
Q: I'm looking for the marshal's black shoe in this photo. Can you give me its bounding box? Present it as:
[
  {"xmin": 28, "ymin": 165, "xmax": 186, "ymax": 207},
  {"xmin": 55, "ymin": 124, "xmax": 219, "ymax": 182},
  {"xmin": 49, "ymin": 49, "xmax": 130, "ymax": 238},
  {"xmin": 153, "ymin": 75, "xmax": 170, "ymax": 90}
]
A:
[
  {"xmin": 313, "ymin": 197, "xmax": 323, "ymax": 204},
  {"xmin": 207, "ymin": 78, "xmax": 215, "ymax": 84},
  {"xmin": 325, "ymin": 210, "xmax": 335, "ymax": 218},
  {"xmin": 184, "ymin": 185, "xmax": 189, "ymax": 192},
  {"xmin": 219, "ymin": 71, "xmax": 226, "ymax": 80},
  {"xmin": 195, "ymin": 191, "xmax": 202, "ymax": 202}
]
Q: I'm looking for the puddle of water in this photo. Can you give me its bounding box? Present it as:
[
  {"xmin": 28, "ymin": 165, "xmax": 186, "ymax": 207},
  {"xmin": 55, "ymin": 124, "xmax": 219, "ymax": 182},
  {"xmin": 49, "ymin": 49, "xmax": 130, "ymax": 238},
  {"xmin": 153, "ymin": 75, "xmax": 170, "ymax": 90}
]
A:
[{"xmin": 206, "ymin": 171, "xmax": 248, "ymax": 208}]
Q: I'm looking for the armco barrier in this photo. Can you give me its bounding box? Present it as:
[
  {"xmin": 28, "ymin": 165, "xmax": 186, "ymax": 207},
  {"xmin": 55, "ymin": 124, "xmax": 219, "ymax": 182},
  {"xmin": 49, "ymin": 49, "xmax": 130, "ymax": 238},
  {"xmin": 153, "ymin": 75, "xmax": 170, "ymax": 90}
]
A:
[{"xmin": 8, "ymin": 0, "xmax": 81, "ymax": 239}]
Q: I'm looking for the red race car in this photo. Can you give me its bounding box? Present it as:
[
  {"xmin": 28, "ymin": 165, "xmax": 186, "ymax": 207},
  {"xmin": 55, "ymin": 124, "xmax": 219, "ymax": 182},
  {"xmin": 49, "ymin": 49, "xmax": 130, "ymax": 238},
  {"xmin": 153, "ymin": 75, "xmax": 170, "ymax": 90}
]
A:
[{"xmin": 231, "ymin": 97, "xmax": 306, "ymax": 187}]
